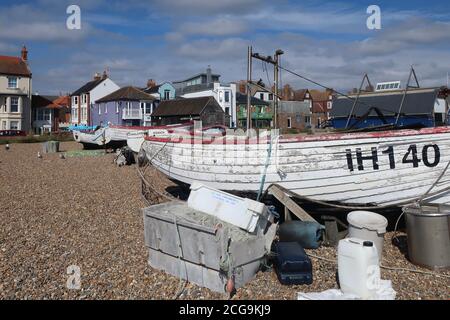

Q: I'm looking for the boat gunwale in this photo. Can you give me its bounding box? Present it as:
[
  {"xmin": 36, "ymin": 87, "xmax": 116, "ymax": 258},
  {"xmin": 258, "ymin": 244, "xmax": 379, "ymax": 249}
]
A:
[{"xmin": 143, "ymin": 126, "xmax": 450, "ymax": 145}]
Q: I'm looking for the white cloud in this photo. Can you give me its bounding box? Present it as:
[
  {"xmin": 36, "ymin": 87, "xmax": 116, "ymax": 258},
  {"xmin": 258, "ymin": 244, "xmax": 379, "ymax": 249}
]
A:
[{"xmin": 178, "ymin": 18, "xmax": 248, "ymax": 36}]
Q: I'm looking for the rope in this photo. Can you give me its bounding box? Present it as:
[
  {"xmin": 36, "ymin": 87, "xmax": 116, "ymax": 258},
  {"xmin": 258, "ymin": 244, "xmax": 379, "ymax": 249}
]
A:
[
  {"xmin": 261, "ymin": 162, "xmax": 450, "ymax": 211},
  {"xmin": 307, "ymin": 253, "xmax": 450, "ymax": 278},
  {"xmin": 172, "ymin": 215, "xmax": 189, "ymax": 300},
  {"xmin": 419, "ymin": 160, "xmax": 450, "ymax": 203},
  {"xmin": 257, "ymin": 135, "xmax": 276, "ymax": 201}
]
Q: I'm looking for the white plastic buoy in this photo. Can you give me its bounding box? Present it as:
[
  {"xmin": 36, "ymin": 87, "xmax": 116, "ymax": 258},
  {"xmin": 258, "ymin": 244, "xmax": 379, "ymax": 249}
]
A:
[
  {"xmin": 338, "ymin": 238, "xmax": 380, "ymax": 299},
  {"xmin": 5, "ymin": 144, "xmax": 10, "ymax": 150}
]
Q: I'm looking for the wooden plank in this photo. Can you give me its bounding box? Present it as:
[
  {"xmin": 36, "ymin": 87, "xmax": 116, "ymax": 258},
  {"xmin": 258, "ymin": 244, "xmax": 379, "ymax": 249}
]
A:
[{"xmin": 268, "ymin": 185, "xmax": 317, "ymax": 223}]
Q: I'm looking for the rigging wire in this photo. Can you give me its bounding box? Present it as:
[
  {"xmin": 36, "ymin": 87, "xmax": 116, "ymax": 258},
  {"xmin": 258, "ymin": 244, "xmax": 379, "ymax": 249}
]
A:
[{"xmin": 277, "ymin": 64, "xmax": 408, "ymax": 118}]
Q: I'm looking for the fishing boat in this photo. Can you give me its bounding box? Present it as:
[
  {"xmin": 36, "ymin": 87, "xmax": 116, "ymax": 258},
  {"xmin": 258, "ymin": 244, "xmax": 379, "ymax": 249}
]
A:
[
  {"xmin": 127, "ymin": 124, "xmax": 227, "ymax": 153},
  {"xmin": 73, "ymin": 122, "xmax": 193, "ymax": 149},
  {"xmin": 141, "ymin": 126, "xmax": 450, "ymax": 206}
]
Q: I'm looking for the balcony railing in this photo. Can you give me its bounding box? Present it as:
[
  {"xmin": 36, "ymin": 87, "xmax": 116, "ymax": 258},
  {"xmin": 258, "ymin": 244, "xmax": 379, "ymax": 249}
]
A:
[{"xmin": 122, "ymin": 108, "xmax": 142, "ymax": 120}]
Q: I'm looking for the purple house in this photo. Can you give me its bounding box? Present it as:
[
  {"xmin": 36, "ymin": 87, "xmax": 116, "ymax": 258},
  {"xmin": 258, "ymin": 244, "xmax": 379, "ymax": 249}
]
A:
[{"xmin": 92, "ymin": 86, "xmax": 156, "ymax": 127}]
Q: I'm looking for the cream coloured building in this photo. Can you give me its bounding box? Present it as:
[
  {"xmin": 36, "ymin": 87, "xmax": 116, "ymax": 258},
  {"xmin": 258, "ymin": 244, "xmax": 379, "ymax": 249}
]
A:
[{"xmin": 0, "ymin": 46, "xmax": 32, "ymax": 132}]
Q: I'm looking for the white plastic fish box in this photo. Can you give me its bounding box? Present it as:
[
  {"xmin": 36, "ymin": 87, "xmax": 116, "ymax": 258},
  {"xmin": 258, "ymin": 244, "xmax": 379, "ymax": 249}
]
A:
[
  {"xmin": 187, "ymin": 182, "xmax": 270, "ymax": 233},
  {"xmin": 143, "ymin": 201, "xmax": 277, "ymax": 293}
]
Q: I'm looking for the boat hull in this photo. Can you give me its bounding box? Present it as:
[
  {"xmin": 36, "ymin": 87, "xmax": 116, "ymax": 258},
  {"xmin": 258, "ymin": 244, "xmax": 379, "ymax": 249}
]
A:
[{"xmin": 142, "ymin": 127, "xmax": 450, "ymax": 206}]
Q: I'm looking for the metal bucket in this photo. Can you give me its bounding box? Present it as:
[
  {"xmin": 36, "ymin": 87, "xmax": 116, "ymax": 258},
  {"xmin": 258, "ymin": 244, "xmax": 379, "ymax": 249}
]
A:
[{"xmin": 404, "ymin": 204, "xmax": 450, "ymax": 270}]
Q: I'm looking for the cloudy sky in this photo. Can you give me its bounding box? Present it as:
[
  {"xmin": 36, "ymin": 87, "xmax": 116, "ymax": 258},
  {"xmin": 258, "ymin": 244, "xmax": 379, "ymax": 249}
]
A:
[{"xmin": 1, "ymin": 0, "xmax": 450, "ymax": 94}]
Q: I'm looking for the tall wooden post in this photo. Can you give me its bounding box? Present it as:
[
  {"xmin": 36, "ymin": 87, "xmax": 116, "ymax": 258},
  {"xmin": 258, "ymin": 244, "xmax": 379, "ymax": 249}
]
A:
[{"xmin": 246, "ymin": 46, "xmax": 252, "ymax": 132}]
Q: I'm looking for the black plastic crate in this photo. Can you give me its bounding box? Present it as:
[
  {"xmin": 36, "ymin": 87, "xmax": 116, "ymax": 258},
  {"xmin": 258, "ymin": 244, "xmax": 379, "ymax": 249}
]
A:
[{"xmin": 274, "ymin": 242, "xmax": 313, "ymax": 285}]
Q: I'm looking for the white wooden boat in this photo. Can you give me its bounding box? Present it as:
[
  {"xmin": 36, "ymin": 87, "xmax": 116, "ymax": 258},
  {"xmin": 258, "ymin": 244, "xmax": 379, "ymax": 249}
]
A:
[
  {"xmin": 74, "ymin": 123, "xmax": 193, "ymax": 149},
  {"xmin": 127, "ymin": 124, "xmax": 227, "ymax": 153},
  {"xmin": 73, "ymin": 127, "xmax": 111, "ymax": 146},
  {"xmin": 141, "ymin": 126, "xmax": 450, "ymax": 206}
]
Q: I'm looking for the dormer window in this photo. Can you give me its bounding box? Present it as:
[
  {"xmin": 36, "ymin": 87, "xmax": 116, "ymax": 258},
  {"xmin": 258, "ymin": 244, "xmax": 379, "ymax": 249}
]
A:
[{"xmin": 8, "ymin": 77, "xmax": 18, "ymax": 89}]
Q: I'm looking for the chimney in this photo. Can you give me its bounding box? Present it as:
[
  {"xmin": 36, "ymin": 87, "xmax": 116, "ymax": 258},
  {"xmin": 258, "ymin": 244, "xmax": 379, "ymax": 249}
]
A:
[
  {"xmin": 147, "ymin": 79, "xmax": 157, "ymax": 88},
  {"xmin": 239, "ymin": 81, "xmax": 246, "ymax": 94},
  {"xmin": 21, "ymin": 45, "xmax": 28, "ymax": 61},
  {"xmin": 93, "ymin": 72, "xmax": 101, "ymax": 81},
  {"xmin": 206, "ymin": 65, "xmax": 212, "ymax": 85},
  {"xmin": 102, "ymin": 70, "xmax": 108, "ymax": 80}
]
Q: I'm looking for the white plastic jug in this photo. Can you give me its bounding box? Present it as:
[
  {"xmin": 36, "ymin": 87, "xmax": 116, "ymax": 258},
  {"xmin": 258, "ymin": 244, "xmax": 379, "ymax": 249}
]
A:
[{"xmin": 338, "ymin": 238, "xmax": 380, "ymax": 299}]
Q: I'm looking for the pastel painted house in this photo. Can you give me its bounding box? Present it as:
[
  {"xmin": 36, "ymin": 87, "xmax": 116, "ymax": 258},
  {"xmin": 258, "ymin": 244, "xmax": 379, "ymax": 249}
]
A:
[
  {"xmin": 0, "ymin": 46, "xmax": 32, "ymax": 132},
  {"xmin": 91, "ymin": 86, "xmax": 156, "ymax": 127},
  {"xmin": 142, "ymin": 80, "xmax": 176, "ymax": 101},
  {"xmin": 70, "ymin": 72, "xmax": 120, "ymax": 126}
]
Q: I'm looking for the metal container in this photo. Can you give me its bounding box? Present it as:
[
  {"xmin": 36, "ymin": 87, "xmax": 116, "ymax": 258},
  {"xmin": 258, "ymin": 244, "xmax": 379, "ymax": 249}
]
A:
[{"xmin": 404, "ymin": 204, "xmax": 450, "ymax": 270}]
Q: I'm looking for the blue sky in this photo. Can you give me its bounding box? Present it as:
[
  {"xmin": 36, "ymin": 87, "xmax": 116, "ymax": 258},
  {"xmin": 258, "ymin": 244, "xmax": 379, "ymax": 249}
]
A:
[{"xmin": 1, "ymin": 0, "xmax": 450, "ymax": 94}]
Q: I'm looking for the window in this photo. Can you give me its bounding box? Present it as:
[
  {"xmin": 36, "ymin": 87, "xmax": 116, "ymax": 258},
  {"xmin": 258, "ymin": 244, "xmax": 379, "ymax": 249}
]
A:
[
  {"xmin": 82, "ymin": 94, "xmax": 88, "ymax": 104},
  {"xmin": 8, "ymin": 77, "xmax": 18, "ymax": 89},
  {"xmin": 98, "ymin": 104, "xmax": 101, "ymax": 115},
  {"xmin": 287, "ymin": 117, "xmax": 292, "ymax": 128},
  {"xmin": 224, "ymin": 91, "xmax": 230, "ymax": 103},
  {"xmin": 219, "ymin": 91, "xmax": 223, "ymax": 103},
  {"xmin": 104, "ymin": 103, "xmax": 107, "ymax": 114},
  {"xmin": 2, "ymin": 121, "xmax": 6, "ymax": 130},
  {"xmin": 225, "ymin": 107, "xmax": 230, "ymax": 115},
  {"xmin": 10, "ymin": 121, "xmax": 19, "ymax": 130},
  {"xmin": 10, "ymin": 97, "xmax": 19, "ymax": 112},
  {"xmin": 305, "ymin": 116, "xmax": 311, "ymax": 124},
  {"xmin": 164, "ymin": 90, "xmax": 170, "ymax": 100},
  {"xmin": 296, "ymin": 114, "xmax": 301, "ymax": 123},
  {"xmin": 268, "ymin": 94, "xmax": 274, "ymax": 101},
  {"xmin": 37, "ymin": 109, "xmax": 51, "ymax": 121},
  {"xmin": 73, "ymin": 96, "xmax": 78, "ymax": 105},
  {"xmin": 260, "ymin": 93, "xmax": 264, "ymax": 100},
  {"xmin": 145, "ymin": 103, "xmax": 152, "ymax": 114}
]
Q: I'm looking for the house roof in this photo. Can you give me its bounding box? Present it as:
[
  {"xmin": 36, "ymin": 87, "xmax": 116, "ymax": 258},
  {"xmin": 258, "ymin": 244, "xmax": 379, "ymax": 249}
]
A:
[
  {"xmin": 71, "ymin": 78, "xmax": 106, "ymax": 96},
  {"xmin": 293, "ymin": 89, "xmax": 310, "ymax": 101},
  {"xmin": 96, "ymin": 86, "xmax": 155, "ymax": 103},
  {"xmin": 236, "ymin": 92, "xmax": 269, "ymax": 106},
  {"xmin": 331, "ymin": 88, "xmax": 439, "ymax": 117},
  {"xmin": 173, "ymin": 72, "xmax": 221, "ymax": 84},
  {"xmin": 32, "ymin": 95, "xmax": 70, "ymax": 109},
  {"xmin": 0, "ymin": 56, "xmax": 31, "ymax": 76},
  {"xmin": 143, "ymin": 84, "xmax": 162, "ymax": 94},
  {"xmin": 310, "ymin": 89, "xmax": 331, "ymax": 102},
  {"xmin": 152, "ymin": 96, "xmax": 218, "ymax": 117}
]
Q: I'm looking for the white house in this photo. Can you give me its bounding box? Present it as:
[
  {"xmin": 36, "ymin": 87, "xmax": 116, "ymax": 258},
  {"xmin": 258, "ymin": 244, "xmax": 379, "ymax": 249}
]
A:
[
  {"xmin": 181, "ymin": 82, "xmax": 237, "ymax": 128},
  {"xmin": 253, "ymin": 89, "xmax": 274, "ymax": 103},
  {"xmin": 70, "ymin": 71, "xmax": 120, "ymax": 125},
  {"xmin": 174, "ymin": 67, "xmax": 237, "ymax": 128}
]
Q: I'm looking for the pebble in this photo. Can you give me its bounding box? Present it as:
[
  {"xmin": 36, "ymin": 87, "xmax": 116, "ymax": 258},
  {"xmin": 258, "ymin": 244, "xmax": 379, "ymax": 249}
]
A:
[{"xmin": 0, "ymin": 141, "xmax": 448, "ymax": 300}]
